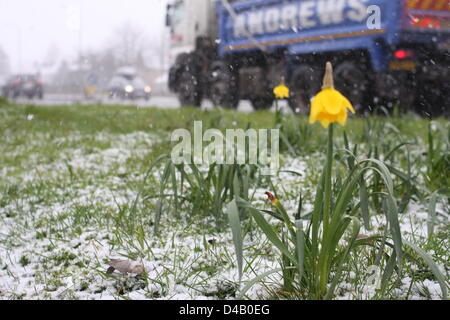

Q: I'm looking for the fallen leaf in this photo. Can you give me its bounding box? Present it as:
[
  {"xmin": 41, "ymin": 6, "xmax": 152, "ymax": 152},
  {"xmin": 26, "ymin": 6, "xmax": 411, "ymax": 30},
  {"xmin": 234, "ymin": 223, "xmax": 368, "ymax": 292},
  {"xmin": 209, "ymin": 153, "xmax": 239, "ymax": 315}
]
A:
[{"xmin": 108, "ymin": 259, "xmax": 144, "ymax": 275}]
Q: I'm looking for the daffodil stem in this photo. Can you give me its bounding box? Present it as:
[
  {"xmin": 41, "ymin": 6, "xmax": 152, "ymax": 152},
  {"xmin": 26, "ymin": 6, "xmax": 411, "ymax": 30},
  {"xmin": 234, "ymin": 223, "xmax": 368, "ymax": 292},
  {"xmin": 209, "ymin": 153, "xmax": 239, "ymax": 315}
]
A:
[
  {"xmin": 323, "ymin": 124, "xmax": 333, "ymax": 233},
  {"xmin": 316, "ymin": 124, "xmax": 333, "ymax": 299},
  {"xmin": 274, "ymin": 100, "xmax": 281, "ymax": 126}
]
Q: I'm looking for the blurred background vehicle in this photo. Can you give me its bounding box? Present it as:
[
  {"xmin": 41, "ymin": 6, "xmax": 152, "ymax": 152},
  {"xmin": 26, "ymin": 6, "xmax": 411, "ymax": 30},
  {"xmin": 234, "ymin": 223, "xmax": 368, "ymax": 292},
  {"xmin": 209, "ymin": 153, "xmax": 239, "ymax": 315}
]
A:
[
  {"xmin": 106, "ymin": 66, "xmax": 152, "ymax": 100},
  {"xmin": 84, "ymin": 73, "xmax": 99, "ymax": 99},
  {"xmin": 1, "ymin": 74, "xmax": 44, "ymax": 99}
]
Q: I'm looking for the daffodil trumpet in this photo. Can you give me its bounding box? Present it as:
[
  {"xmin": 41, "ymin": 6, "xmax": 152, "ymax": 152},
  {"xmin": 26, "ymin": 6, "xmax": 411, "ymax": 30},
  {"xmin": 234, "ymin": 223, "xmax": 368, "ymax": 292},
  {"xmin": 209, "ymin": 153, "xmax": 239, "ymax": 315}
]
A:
[{"xmin": 309, "ymin": 62, "xmax": 355, "ymax": 129}]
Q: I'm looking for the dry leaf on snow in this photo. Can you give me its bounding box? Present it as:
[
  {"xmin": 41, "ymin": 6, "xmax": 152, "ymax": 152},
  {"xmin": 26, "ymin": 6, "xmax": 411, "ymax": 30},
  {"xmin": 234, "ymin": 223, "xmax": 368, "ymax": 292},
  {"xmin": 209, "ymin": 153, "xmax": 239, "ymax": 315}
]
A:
[{"xmin": 107, "ymin": 259, "xmax": 144, "ymax": 275}]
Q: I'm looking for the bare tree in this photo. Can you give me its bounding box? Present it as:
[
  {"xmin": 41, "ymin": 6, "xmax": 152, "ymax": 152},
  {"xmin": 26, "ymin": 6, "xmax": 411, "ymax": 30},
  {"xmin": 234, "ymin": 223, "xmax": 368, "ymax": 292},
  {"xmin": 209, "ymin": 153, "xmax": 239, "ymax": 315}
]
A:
[
  {"xmin": 107, "ymin": 21, "xmax": 147, "ymax": 66},
  {"xmin": 42, "ymin": 43, "xmax": 61, "ymax": 68},
  {"xmin": 102, "ymin": 20, "xmax": 166, "ymax": 71}
]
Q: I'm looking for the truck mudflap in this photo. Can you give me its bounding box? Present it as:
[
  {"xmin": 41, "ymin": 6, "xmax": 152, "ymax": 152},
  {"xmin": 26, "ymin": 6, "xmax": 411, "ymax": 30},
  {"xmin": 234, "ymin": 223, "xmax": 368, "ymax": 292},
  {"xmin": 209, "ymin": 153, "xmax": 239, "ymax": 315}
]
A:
[
  {"xmin": 168, "ymin": 53, "xmax": 202, "ymax": 91},
  {"xmin": 168, "ymin": 52, "xmax": 204, "ymax": 106},
  {"xmin": 209, "ymin": 61, "xmax": 239, "ymax": 108},
  {"xmin": 168, "ymin": 67, "xmax": 179, "ymax": 92},
  {"xmin": 169, "ymin": 53, "xmax": 190, "ymax": 92}
]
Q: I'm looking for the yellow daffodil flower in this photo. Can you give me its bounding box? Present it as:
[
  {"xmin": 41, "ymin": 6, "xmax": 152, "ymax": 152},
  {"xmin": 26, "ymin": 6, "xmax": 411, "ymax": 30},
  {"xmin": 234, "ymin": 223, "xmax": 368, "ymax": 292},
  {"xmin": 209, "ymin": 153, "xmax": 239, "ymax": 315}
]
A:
[
  {"xmin": 309, "ymin": 62, "xmax": 355, "ymax": 128},
  {"xmin": 273, "ymin": 79, "xmax": 290, "ymax": 99}
]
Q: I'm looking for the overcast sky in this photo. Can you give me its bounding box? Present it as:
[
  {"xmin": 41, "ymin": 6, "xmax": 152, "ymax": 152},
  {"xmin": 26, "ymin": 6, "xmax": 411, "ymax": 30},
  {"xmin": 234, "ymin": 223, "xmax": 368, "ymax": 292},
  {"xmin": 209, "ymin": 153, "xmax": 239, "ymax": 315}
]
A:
[{"xmin": 0, "ymin": 0, "xmax": 168, "ymax": 73}]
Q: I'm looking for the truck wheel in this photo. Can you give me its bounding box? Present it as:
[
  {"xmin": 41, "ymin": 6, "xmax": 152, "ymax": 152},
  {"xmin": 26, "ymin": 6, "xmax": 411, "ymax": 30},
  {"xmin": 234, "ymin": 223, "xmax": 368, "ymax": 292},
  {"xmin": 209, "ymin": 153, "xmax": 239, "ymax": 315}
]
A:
[
  {"xmin": 210, "ymin": 82, "xmax": 239, "ymax": 109},
  {"xmin": 210, "ymin": 62, "xmax": 239, "ymax": 109},
  {"xmin": 445, "ymin": 87, "xmax": 450, "ymax": 118},
  {"xmin": 178, "ymin": 71, "xmax": 201, "ymax": 107},
  {"xmin": 416, "ymin": 81, "xmax": 446, "ymax": 118},
  {"xmin": 251, "ymin": 96, "xmax": 274, "ymax": 110},
  {"xmin": 374, "ymin": 72, "xmax": 415, "ymax": 115},
  {"xmin": 288, "ymin": 65, "xmax": 321, "ymax": 113},
  {"xmin": 416, "ymin": 64, "xmax": 449, "ymax": 118},
  {"xmin": 334, "ymin": 61, "xmax": 369, "ymax": 113}
]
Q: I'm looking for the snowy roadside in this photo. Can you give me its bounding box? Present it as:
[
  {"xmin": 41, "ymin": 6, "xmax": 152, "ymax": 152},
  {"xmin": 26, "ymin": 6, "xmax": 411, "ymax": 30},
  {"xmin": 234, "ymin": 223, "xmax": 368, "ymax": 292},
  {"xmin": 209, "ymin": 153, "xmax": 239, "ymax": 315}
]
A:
[{"xmin": 0, "ymin": 114, "xmax": 448, "ymax": 300}]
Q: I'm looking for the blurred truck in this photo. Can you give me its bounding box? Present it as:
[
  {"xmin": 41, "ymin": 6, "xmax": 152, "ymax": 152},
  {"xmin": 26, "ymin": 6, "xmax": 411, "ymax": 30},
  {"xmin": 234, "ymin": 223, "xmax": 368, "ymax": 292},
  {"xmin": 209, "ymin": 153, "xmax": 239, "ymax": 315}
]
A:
[{"xmin": 167, "ymin": 0, "xmax": 449, "ymax": 116}]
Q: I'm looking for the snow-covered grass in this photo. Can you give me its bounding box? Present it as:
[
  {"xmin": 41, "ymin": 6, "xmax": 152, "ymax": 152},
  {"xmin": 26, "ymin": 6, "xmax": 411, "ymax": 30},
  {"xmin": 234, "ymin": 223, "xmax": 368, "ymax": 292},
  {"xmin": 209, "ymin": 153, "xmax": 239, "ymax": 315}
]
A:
[{"xmin": 0, "ymin": 102, "xmax": 448, "ymax": 300}]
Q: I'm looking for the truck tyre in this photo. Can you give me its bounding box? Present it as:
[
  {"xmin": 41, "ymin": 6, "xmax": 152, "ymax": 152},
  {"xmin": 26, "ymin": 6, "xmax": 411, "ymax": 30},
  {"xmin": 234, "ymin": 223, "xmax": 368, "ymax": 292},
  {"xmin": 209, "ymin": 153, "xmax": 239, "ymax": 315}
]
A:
[
  {"xmin": 177, "ymin": 70, "xmax": 202, "ymax": 107},
  {"xmin": 251, "ymin": 96, "xmax": 274, "ymax": 110},
  {"xmin": 416, "ymin": 82, "xmax": 445, "ymax": 118},
  {"xmin": 210, "ymin": 62, "xmax": 239, "ymax": 109},
  {"xmin": 169, "ymin": 53, "xmax": 190, "ymax": 92},
  {"xmin": 416, "ymin": 65, "xmax": 449, "ymax": 118},
  {"xmin": 374, "ymin": 72, "xmax": 415, "ymax": 115},
  {"xmin": 288, "ymin": 65, "xmax": 321, "ymax": 113},
  {"xmin": 334, "ymin": 61, "xmax": 369, "ymax": 113}
]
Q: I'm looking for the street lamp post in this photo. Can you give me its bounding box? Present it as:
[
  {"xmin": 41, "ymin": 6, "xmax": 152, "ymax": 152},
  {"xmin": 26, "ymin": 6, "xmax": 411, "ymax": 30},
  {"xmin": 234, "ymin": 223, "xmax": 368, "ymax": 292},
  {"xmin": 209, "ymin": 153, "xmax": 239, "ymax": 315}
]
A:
[{"xmin": 66, "ymin": 1, "xmax": 84, "ymax": 93}]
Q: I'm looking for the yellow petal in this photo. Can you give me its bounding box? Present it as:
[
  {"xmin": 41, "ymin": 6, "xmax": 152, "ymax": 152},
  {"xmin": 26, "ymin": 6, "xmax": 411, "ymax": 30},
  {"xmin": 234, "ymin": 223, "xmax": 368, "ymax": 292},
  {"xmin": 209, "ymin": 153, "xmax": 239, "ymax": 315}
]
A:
[
  {"xmin": 317, "ymin": 112, "xmax": 332, "ymax": 128},
  {"xmin": 322, "ymin": 89, "xmax": 345, "ymax": 115},
  {"xmin": 319, "ymin": 118, "xmax": 331, "ymax": 128},
  {"xmin": 274, "ymin": 84, "xmax": 290, "ymax": 99},
  {"xmin": 343, "ymin": 95, "xmax": 355, "ymax": 114},
  {"xmin": 309, "ymin": 97, "xmax": 322, "ymax": 124},
  {"xmin": 336, "ymin": 109, "xmax": 348, "ymax": 126}
]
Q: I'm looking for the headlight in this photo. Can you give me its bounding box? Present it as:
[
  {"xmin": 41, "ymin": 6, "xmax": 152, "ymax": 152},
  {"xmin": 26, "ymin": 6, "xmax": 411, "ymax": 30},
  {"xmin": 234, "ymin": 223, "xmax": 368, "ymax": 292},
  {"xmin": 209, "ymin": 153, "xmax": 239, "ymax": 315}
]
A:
[
  {"xmin": 144, "ymin": 86, "xmax": 152, "ymax": 93},
  {"xmin": 125, "ymin": 85, "xmax": 134, "ymax": 93}
]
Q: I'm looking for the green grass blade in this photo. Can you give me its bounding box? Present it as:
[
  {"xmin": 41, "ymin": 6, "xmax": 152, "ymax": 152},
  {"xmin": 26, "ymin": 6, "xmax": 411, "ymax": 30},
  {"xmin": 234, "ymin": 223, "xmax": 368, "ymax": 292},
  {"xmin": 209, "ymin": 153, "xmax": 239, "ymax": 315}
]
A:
[
  {"xmin": 359, "ymin": 176, "xmax": 370, "ymax": 230},
  {"xmin": 427, "ymin": 193, "xmax": 438, "ymax": 241},
  {"xmin": 226, "ymin": 199, "xmax": 244, "ymax": 282},
  {"xmin": 154, "ymin": 160, "xmax": 173, "ymax": 233},
  {"xmin": 403, "ymin": 240, "xmax": 448, "ymax": 299},
  {"xmin": 238, "ymin": 268, "xmax": 283, "ymax": 299},
  {"xmin": 324, "ymin": 216, "xmax": 361, "ymax": 300},
  {"xmin": 249, "ymin": 208, "xmax": 297, "ymax": 265},
  {"xmin": 295, "ymin": 220, "xmax": 305, "ymax": 283}
]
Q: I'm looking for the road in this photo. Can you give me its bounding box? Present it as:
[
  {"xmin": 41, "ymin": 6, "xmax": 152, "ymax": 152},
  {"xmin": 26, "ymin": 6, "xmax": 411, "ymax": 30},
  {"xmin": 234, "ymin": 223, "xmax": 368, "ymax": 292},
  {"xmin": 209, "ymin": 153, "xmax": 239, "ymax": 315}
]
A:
[{"xmin": 12, "ymin": 93, "xmax": 260, "ymax": 113}]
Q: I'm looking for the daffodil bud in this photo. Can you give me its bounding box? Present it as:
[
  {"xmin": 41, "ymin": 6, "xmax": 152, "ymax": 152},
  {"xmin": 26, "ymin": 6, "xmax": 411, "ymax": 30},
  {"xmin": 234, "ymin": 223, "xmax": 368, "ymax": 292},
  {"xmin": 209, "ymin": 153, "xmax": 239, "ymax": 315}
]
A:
[{"xmin": 322, "ymin": 62, "xmax": 334, "ymax": 89}]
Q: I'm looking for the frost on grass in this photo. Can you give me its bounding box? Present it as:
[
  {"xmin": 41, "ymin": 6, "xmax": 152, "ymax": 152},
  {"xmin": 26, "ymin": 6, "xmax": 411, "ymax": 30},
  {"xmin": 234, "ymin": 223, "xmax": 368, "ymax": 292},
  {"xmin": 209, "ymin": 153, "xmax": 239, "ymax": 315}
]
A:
[
  {"xmin": 0, "ymin": 126, "xmax": 279, "ymax": 300},
  {"xmin": 0, "ymin": 108, "xmax": 448, "ymax": 300}
]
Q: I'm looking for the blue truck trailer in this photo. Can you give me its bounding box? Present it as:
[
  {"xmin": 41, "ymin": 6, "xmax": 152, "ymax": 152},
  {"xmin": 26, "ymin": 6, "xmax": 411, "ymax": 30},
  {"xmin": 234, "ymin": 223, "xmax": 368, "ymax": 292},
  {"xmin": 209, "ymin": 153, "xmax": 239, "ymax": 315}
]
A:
[{"xmin": 167, "ymin": 0, "xmax": 449, "ymax": 115}]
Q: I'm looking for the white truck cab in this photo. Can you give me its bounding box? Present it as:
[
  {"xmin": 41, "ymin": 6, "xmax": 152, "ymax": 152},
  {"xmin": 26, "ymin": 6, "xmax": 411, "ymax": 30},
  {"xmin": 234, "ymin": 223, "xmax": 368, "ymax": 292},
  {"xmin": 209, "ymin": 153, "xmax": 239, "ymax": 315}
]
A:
[{"xmin": 166, "ymin": 0, "xmax": 217, "ymax": 66}]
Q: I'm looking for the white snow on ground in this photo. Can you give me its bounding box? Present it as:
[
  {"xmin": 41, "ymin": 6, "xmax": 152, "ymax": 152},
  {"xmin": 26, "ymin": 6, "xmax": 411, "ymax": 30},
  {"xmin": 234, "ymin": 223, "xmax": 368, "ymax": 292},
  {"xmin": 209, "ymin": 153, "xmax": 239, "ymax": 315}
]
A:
[{"xmin": 0, "ymin": 129, "xmax": 448, "ymax": 300}]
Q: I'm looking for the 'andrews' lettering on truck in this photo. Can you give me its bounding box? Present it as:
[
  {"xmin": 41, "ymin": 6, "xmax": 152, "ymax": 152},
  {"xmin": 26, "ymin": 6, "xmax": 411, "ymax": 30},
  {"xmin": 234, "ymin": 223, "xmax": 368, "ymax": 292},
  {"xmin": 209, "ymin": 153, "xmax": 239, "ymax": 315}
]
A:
[{"xmin": 234, "ymin": 0, "xmax": 368, "ymax": 38}]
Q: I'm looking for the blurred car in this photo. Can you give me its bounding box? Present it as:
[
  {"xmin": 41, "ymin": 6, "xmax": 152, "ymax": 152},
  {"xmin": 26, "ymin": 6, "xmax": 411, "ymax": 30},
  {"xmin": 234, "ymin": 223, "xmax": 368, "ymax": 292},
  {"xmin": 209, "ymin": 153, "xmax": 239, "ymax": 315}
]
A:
[
  {"xmin": 1, "ymin": 74, "xmax": 44, "ymax": 99},
  {"xmin": 106, "ymin": 67, "xmax": 151, "ymax": 100}
]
